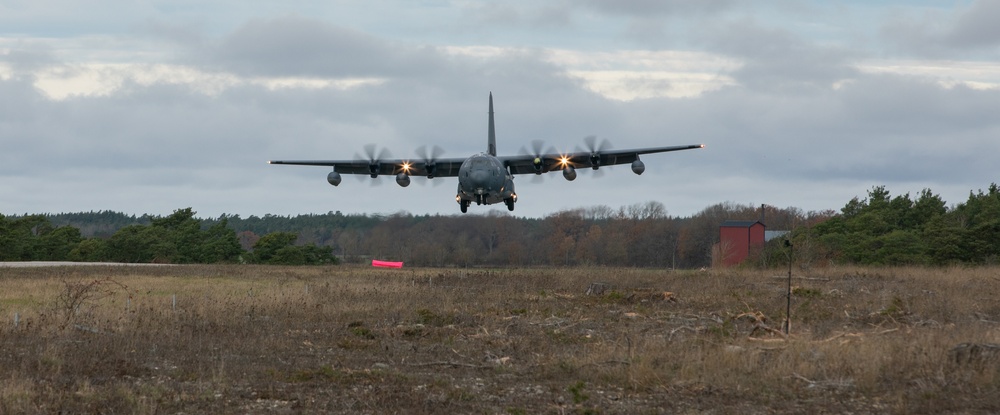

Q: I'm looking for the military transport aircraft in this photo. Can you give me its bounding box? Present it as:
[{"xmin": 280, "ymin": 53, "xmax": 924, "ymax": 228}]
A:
[{"xmin": 269, "ymin": 93, "xmax": 704, "ymax": 213}]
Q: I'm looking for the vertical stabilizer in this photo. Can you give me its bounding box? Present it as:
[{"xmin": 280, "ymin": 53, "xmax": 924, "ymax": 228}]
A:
[{"xmin": 488, "ymin": 92, "xmax": 497, "ymax": 156}]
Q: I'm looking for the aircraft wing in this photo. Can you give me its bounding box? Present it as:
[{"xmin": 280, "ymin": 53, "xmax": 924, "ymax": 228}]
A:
[
  {"xmin": 268, "ymin": 157, "xmax": 467, "ymax": 177},
  {"xmin": 501, "ymin": 144, "xmax": 704, "ymax": 175}
]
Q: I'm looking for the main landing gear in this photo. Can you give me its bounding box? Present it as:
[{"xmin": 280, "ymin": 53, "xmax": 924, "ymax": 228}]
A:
[{"xmin": 457, "ymin": 196, "xmax": 515, "ymax": 213}]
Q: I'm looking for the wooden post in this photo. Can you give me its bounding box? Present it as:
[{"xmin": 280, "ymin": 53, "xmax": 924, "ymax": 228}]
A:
[{"xmin": 784, "ymin": 239, "xmax": 793, "ymax": 335}]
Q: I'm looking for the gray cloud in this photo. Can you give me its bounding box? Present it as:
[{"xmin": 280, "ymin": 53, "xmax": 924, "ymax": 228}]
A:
[
  {"xmin": 140, "ymin": 19, "xmax": 208, "ymax": 50},
  {"xmin": 0, "ymin": 77, "xmax": 43, "ymax": 127},
  {"xmin": 0, "ymin": 41, "xmax": 59, "ymax": 74},
  {"xmin": 196, "ymin": 16, "xmax": 447, "ymax": 78},
  {"xmin": 2, "ymin": 3, "xmax": 999, "ymax": 219},
  {"xmin": 661, "ymin": 72, "xmax": 999, "ymax": 186},
  {"xmin": 696, "ymin": 19, "xmax": 860, "ymax": 92},
  {"xmin": 582, "ymin": 0, "xmax": 736, "ymax": 16},
  {"xmin": 946, "ymin": 0, "xmax": 1000, "ymax": 50},
  {"xmin": 881, "ymin": 0, "xmax": 1000, "ymax": 58},
  {"xmin": 452, "ymin": 0, "xmax": 738, "ymax": 50}
]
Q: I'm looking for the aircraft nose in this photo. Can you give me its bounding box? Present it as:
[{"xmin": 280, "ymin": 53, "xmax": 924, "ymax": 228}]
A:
[{"xmin": 470, "ymin": 169, "xmax": 490, "ymax": 186}]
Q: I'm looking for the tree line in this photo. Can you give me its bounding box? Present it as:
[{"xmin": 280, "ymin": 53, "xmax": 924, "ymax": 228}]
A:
[
  {"xmin": 5, "ymin": 185, "xmax": 1000, "ymax": 268},
  {"xmin": 217, "ymin": 201, "xmax": 809, "ymax": 268},
  {"xmin": 778, "ymin": 184, "xmax": 1000, "ymax": 266},
  {"xmin": 0, "ymin": 208, "xmax": 335, "ymax": 265},
  {"xmin": 4, "ymin": 202, "xmax": 809, "ymax": 268}
]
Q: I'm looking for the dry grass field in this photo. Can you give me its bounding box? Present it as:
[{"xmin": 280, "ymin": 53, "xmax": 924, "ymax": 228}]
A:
[{"xmin": 1, "ymin": 264, "xmax": 999, "ymax": 414}]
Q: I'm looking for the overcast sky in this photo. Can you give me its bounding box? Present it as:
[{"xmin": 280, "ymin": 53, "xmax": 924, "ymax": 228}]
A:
[{"xmin": 2, "ymin": 0, "xmax": 999, "ymax": 219}]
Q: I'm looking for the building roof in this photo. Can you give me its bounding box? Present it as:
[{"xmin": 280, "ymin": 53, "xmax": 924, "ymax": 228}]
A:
[{"xmin": 720, "ymin": 220, "xmax": 764, "ymax": 228}]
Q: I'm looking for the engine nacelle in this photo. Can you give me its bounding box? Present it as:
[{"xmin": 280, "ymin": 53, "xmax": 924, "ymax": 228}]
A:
[
  {"xmin": 396, "ymin": 173, "xmax": 411, "ymax": 187},
  {"xmin": 532, "ymin": 157, "xmax": 544, "ymax": 174},
  {"xmin": 562, "ymin": 166, "xmax": 577, "ymax": 181},
  {"xmin": 631, "ymin": 159, "xmax": 645, "ymax": 175},
  {"xmin": 327, "ymin": 171, "xmax": 342, "ymax": 186}
]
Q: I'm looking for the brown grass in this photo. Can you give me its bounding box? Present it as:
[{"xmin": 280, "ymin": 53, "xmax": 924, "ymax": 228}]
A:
[{"xmin": 1, "ymin": 265, "xmax": 999, "ymax": 413}]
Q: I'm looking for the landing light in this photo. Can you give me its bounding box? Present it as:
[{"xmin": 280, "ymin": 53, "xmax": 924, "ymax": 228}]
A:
[
  {"xmin": 558, "ymin": 156, "xmax": 570, "ymax": 166},
  {"xmin": 401, "ymin": 162, "xmax": 412, "ymax": 172}
]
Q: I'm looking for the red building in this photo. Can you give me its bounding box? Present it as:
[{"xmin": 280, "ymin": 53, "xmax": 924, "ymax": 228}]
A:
[{"xmin": 717, "ymin": 220, "xmax": 766, "ymax": 267}]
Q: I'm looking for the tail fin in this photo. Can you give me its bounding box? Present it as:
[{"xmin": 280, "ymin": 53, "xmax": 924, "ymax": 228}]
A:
[{"xmin": 488, "ymin": 92, "xmax": 497, "ymax": 156}]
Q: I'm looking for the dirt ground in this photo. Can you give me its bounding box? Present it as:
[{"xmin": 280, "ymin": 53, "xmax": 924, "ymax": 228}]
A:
[{"xmin": 1, "ymin": 265, "xmax": 999, "ymax": 414}]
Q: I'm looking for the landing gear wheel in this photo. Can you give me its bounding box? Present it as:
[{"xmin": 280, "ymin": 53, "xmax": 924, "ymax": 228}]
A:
[
  {"xmin": 460, "ymin": 200, "xmax": 469, "ymax": 213},
  {"xmin": 504, "ymin": 197, "xmax": 515, "ymax": 211}
]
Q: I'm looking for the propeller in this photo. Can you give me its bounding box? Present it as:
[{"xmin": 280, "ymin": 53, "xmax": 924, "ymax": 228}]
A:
[
  {"xmin": 354, "ymin": 144, "xmax": 393, "ymax": 184},
  {"xmin": 518, "ymin": 140, "xmax": 557, "ymax": 183},
  {"xmin": 415, "ymin": 145, "xmax": 445, "ymax": 180},
  {"xmin": 578, "ymin": 135, "xmax": 613, "ymax": 177}
]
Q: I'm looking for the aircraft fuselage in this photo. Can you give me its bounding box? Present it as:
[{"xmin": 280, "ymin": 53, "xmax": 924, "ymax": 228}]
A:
[{"xmin": 456, "ymin": 153, "xmax": 516, "ymax": 212}]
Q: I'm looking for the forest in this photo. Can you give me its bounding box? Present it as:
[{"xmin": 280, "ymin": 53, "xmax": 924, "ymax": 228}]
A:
[
  {"xmin": 2, "ymin": 184, "xmax": 999, "ymax": 268},
  {"xmin": 0, "ymin": 208, "xmax": 335, "ymax": 266}
]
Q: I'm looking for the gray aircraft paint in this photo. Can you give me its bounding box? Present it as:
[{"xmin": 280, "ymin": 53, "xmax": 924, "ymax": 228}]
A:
[{"xmin": 269, "ymin": 94, "xmax": 704, "ymax": 213}]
